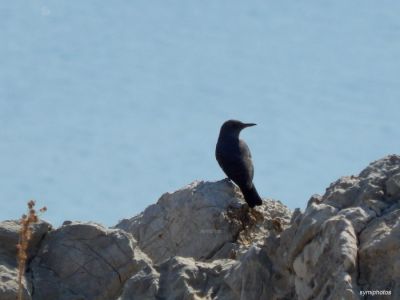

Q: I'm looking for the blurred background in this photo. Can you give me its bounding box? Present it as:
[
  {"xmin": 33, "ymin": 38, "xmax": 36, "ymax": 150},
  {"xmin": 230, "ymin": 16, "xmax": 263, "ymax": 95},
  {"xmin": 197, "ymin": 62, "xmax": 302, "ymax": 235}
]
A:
[{"xmin": 1, "ymin": 1, "xmax": 399, "ymax": 226}]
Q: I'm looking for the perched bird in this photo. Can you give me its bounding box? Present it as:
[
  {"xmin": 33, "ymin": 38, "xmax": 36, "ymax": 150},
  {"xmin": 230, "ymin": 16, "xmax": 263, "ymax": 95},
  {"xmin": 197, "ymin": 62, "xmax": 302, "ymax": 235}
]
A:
[{"xmin": 215, "ymin": 120, "xmax": 263, "ymax": 207}]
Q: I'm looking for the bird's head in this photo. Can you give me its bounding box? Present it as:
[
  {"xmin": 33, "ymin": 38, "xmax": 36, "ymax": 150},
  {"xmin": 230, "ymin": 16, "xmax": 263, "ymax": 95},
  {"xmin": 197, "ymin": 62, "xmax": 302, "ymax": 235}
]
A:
[{"xmin": 219, "ymin": 119, "xmax": 256, "ymax": 137}]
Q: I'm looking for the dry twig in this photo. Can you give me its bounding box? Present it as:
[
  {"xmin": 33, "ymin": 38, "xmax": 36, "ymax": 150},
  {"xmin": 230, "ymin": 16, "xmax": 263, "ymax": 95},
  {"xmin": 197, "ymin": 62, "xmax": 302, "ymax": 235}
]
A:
[{"xmin": 17, "ymin": 200, "xmax": 46, "ymax": 300}]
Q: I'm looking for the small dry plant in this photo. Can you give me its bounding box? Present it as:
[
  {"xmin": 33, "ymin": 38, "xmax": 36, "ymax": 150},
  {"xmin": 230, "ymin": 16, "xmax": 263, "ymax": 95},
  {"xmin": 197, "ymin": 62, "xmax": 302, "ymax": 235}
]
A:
[{"xmin": 17, "ymin": 200, "xmax": 47, "ymax": 300}]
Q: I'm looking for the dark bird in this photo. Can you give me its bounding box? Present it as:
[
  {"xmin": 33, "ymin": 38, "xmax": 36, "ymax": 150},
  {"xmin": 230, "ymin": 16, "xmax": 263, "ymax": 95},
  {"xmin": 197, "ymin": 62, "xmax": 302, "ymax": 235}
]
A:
[{"xmin": 216, "ymin": 120, "xmax": 263, "ymax": 207}]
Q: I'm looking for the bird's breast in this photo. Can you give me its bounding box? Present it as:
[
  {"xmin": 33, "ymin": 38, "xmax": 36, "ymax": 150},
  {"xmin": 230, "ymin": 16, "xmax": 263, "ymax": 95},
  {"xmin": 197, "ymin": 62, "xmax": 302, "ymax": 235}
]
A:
[{"xmin": 216, "ymin": 139, "xmax": 242, "ymax": 162}]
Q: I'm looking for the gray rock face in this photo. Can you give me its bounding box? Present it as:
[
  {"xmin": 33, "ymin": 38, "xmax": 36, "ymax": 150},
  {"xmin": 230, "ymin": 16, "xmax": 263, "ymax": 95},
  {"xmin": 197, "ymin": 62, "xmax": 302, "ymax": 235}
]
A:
[
  {"xmin": 0, "ymin": 155, "xmax": 399, "ymax": 300},
  {"xmin": 116, "ymin": 180, "xmax": 242, "ymax": 264},
  {"xmin": 0, "ymin": 220, "xmax": 50, "ymax": 300},
  {"xmin": 116, "ymin": 180, "xmax": 291, "ymax": 264},
  {"xmin": 116, "ymin": 179, "xmax": 293, "ymax": 300},
  {"xmin": 119, "ymin": 256, "xmax": 237, "ymax": 300},
  {"xmin": 358, "ymin": 209, "xmax": 400, "ymax": 297},
  {"xmin": 30, "ymin": 222, "xmax": 151, "ymax": 300},
  {"xmin": 278, "ymin": 154, "xmax": 400, "ymax": 299},
  {"xmin": 119, "ymin": 247, "xmax": 287, "ymax": 300}
]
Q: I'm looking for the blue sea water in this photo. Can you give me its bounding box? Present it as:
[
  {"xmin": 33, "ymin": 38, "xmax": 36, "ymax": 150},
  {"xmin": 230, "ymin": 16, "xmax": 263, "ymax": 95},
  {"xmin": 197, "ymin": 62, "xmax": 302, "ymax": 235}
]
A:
[{"xmin": 1, "ymin": 1, "xmax": 399, "ymax": 226}]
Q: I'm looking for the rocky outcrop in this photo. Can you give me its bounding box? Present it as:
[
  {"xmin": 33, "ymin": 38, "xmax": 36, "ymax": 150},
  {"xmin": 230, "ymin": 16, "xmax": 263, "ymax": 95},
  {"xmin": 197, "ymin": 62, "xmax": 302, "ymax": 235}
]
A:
[
  {"xmin": 0, "ymin": 220, "xmax": 50, "ymax": 300},
  {"xmin": 119, "ymin": 245, "xmax": 291, "ymax": 300},
  {"xmin": 30, "ymin": 222, "xmax": 152, "ymax": 300},
  {"xmin": 115, "ymin": 179, "xmax": 293, "ymax": 299},
  {"xmin": 115, "ymin": 180, "xmax": 291, "ymax": 263},
  {"xmin": 278, "ymin": 155, "xmax": 400, "ymax": 299},
  {"xmin": 116, "ymin": 180, "xmax": 246, "ymax": 263},
  {"xmin": 0, "ymin": 155, "xmax": 399, "ymax": 299},
  {"xmin": 119, "ymin": 256, "xmax": 237, "ymax": 300}
]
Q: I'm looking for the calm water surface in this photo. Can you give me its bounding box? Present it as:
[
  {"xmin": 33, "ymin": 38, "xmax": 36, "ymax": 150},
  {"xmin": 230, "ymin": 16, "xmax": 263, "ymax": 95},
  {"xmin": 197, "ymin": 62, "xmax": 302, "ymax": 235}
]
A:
[{"xmin": 1, "ymin": 1, "xmax": 399, "ymax": 225}]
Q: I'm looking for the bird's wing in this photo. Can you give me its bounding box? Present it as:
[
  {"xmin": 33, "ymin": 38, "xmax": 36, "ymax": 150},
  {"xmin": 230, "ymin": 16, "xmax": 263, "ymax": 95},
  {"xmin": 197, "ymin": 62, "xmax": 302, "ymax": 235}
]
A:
[
  {"xmin": 239, "ymin": 140, "xmax": 254, "ymax": 182},
  {"xmin": 215, "ymin": 139, "xmax": 255, "ymax": 189},
  {"xmin": 218, "ymin": 140, "xmax": 254, "ymax": 189}
]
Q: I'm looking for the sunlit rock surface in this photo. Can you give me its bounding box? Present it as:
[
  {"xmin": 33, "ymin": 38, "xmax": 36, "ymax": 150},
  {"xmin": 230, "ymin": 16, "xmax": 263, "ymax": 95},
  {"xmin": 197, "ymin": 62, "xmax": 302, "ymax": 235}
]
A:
[{"xmin": 0, "ymin": 155, "xmax": 399, "ymax": 299}]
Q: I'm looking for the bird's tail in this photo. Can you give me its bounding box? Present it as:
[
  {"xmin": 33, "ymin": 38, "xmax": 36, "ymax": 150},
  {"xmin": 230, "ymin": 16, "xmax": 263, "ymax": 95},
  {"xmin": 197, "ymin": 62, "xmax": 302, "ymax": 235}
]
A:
[{"xmin": 241, "ymin": 185, "xmax": 263, "ymax": 208}]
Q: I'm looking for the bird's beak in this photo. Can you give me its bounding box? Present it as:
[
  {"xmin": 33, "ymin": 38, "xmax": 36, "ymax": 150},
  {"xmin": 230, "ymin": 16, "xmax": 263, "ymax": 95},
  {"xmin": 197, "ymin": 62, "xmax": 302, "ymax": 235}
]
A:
[{"xmin": 243, "ymin": 123, "xmax": 257, "ymax": 128}]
